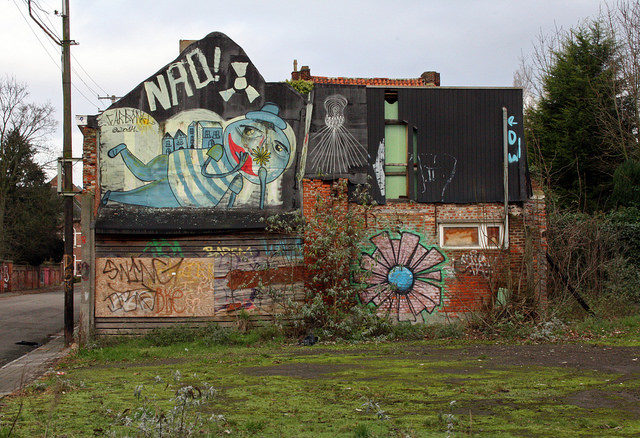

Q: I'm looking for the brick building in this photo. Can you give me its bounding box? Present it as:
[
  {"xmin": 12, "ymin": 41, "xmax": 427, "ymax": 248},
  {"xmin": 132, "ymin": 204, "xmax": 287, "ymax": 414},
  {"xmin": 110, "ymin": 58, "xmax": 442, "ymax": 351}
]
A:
[{"xmin": 78, "ymin": 32, "xmax": 546, "ymax": 334}]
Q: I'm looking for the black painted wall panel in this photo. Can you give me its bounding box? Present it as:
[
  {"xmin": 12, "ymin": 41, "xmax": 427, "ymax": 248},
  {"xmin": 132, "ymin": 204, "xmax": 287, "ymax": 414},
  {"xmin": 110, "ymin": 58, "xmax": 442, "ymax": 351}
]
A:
[
  {"xmin": 366, "ymin": 88, "xmax": 386, "ymax": 204},
  {"xmin": 398, "ymin": 88, "xmax": 529, "ymax": 203}
]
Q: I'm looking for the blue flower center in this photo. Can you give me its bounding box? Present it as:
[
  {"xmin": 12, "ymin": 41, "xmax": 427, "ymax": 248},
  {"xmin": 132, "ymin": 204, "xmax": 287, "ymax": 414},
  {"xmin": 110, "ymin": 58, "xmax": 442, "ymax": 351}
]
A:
[{"xmin": 387, "ymin": 265, "xmax": 414, "ymax": 294}]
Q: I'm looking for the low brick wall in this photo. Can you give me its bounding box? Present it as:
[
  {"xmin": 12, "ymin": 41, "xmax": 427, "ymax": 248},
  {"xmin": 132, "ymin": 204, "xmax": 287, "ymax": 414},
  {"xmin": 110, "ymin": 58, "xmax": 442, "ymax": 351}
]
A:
[{"xmin": 0, "ymin": 261, "xmax": 63, "ymax": 293}]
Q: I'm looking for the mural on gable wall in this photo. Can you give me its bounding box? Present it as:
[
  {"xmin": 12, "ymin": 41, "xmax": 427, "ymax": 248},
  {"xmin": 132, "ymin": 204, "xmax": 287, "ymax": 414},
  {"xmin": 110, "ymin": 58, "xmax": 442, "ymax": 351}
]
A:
[
  {"xmin": 100, "ymin": 104, "xmax": 295, "ymax": 209},
  {"xmin": 360, "ymin": 230, "xmax": 447, "ymax": 322},
  {"xmin": 98, "ymin": 32, "xmax": 304, "ymax": 212}
]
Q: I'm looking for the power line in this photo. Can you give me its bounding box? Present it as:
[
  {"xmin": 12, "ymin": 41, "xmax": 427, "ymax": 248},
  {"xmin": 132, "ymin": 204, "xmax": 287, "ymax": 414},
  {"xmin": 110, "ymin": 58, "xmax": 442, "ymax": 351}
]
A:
[
  {"xmin": 72, "ymin": 54, "xmax": 109, "ymax": 95},
  {"xmin": 20, "ymin": 0, "xmax": 109, "ymax": 106},
  {"xmin": 26, "ymin": 0, "xmax": 110, "ymax": 97},
  {"xmin": 11, "ymin": 0, "xmax": 103, "ymax": 111}
]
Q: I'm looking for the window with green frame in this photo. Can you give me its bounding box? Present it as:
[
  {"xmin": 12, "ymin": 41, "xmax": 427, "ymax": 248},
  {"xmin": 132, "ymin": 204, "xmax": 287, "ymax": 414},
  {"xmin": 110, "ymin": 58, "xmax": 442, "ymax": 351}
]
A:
[{"xmin": 384, "ymin": 97, "xmax": 417, "ymax": 200}]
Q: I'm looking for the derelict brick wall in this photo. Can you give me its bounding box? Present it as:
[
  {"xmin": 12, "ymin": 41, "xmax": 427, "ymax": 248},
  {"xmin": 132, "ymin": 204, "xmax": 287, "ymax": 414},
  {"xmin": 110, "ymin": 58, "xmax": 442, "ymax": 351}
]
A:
[
  {"xmin": 81, "ymin": 126, "xmax": 99, "ymax": 215},
  {"xmin": 523, "ymin": 194, "xmax": 548, "ymax": 310},
  {"xmin": 0, "ymin": 261, "xmax": 62, "ymax": 293},
  {"xmin": 302, "ymin": 179, "xmax": 547, "ymax": 318}
]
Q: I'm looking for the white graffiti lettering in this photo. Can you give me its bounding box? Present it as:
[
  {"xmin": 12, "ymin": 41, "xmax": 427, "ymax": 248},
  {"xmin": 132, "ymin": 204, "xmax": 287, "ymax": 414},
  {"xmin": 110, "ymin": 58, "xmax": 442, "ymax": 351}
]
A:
[
  {"xmin": 144, "ymin": 47, "xmax": 220, "ymax": 111},
  {"xmin": 458, "ymin": 250, "xmax": 492, "ymax": 277}
]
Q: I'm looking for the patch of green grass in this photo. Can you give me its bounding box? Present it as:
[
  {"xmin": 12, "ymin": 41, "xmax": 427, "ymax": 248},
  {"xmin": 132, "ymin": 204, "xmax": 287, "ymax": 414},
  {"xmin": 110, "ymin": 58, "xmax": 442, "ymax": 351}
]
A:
[
  {"xmin": 1, "ymin": 339, "xmax": 639, "ymax": 437},
  {"xmin": 569, "ymin": 313, "xmax": 640, "ymax": 346}
]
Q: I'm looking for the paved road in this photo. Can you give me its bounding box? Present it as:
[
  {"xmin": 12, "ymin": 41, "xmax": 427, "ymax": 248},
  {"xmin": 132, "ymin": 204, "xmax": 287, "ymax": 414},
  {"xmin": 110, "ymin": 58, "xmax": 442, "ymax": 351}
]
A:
[{"xmin": 0, "ymin": 288, "xmax": 80, "ymax": 367}]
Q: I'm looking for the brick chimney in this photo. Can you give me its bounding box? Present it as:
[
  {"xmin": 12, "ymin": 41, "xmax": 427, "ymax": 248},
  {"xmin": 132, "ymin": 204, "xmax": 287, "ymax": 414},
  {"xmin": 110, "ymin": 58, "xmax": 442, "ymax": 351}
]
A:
[
  {"xmin": 421, "ymin": 71, "xmax": 440, "ymax": 86},
  {"xmin": 292, "ymin": 65, "xmax": 311, "ymax": 81}
]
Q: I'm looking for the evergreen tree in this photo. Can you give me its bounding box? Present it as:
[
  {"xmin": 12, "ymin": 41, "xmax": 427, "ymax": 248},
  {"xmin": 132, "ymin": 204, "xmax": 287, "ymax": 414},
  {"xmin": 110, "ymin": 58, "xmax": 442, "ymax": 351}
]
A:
[
  {"xmin": 0, "ymin": 77, "xmax": 57, "ymax": 261},
  {"xmin": 527, "ymin": 23, "xmax": 625, "ymax": 212},
  {"xmin": 1, "ymin": 130, "xmax": 62, "ymax": 265}
]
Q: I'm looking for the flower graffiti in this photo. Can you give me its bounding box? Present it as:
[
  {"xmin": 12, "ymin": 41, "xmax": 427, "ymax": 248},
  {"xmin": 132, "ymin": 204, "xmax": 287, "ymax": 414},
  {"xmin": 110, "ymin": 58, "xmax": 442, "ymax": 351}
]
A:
[{"xmin": 360, "ymin": 231, "xmax": 446, "ymax": 321}]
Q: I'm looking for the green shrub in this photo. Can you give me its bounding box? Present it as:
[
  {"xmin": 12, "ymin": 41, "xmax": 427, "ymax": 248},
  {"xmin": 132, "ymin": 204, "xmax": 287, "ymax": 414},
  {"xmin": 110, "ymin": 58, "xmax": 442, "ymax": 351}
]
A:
[
  {"xmin": 286, "ymin": 79, "xmax": 314, "ymax": 96},
  {"xmin": 141, "ymin": 323, "xmax": 286, "ymax": 347},
  {"xmin": 262, "ymin": 180, "xmax": 382, "ymax": 340}
]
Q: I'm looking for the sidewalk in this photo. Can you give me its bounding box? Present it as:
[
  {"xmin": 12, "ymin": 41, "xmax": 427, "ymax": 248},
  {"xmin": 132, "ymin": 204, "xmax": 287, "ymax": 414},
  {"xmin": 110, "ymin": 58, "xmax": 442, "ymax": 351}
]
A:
[{"xmin": 0, "ymin": 332, "xmax": 71, "ymax": 397}]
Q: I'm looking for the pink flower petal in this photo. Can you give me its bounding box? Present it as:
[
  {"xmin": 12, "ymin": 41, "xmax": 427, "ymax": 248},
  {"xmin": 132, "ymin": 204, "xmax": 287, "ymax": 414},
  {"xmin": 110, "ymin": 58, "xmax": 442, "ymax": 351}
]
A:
[
  {"xmin": 412, "ymin": 248, "xmax": 445, "ymax": 274},
  {"xmin": 370, "ymin": 231, "xmax": 397, "ymax": 267},
  {"xmin": 409, "ymin": 279, "xmax": 442, "ymax": 313},
  {"xmin": 397, "ymin": 232, "xmax": 421, "ymax": 267},
  {"xmin": 377, "ymin": 294, "xmax": 396, "ymax": 316},
  {"xmin": 407, "ymin": 243, "xmax": 428, "ymax": 271},
  {"xmin": 392, "ymin": 239, "xmax": 400, "ymax": 263},
  {"xmin": 417, "ymin": 270, "xmax": 442, "ymax": 281},
  {"xmin": 371, "ymin": 285, "xmax": 395, "ymax": 307},
  {"xmin": 359, "ymin": 283, "xmax": 387, "ymax": 303},
  {"xmin": 360, "ymin": 252, "xmax": 390, "ymax": 277},
  {"xmin": 398, "ymin": 296, "xmax": 419, "ymax": 322}
]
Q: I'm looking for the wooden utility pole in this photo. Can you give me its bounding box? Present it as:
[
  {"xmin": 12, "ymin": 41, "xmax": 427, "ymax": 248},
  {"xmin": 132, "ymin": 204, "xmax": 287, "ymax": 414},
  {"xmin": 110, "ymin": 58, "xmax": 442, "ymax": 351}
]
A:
[
  {"xmin": 29, "ymin": 0, "xmax": 74, "ymax": 345},
  {"xmin": 61, "ymin": 0, "xmax": 74, "ymax": 346}
]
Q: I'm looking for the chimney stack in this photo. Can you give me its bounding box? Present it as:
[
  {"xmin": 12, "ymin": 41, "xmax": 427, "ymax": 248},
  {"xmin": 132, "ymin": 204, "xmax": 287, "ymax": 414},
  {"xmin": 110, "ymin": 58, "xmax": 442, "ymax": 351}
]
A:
[
  {"xmin": 291, "ymin": 64, "xmax": 311, "ymax": 81},
  {"xmin": 299, "ymin": 65, "xmax": 311, "ymax": 80},
  {"xmin": 421, "ymin": 71, "xmax": 441, "ymax": 86}
]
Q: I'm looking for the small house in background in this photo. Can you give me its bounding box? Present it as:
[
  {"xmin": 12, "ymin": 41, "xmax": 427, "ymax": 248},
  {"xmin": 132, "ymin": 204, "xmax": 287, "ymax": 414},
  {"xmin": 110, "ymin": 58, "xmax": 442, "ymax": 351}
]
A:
[
  {"xmin": 188, "ymin": 120, "xmax": 223, "ymax": 149},
  {"xmin": 162, "ymin": 133, "xmax": 174, "ymax": 155},
  {"xmin": 77, "ymin": 32, "xmax": 546, "ymax": 335},
  {"xmin": 173, "ymin": 129, "xmax": 187, "ymax": 150}
]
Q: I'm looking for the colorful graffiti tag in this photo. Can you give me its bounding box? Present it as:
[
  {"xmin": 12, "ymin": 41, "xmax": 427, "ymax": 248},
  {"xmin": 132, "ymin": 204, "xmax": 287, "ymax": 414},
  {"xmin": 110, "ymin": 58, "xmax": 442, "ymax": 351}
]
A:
[
  {"xmin": 100, "ymin": 103, "xmax": 295, "ymax": 210},
  {"xmin": 360, "ymin": 231, "xmax": 446, "ymax": 322},
  {"xmin": 95, "ymin": 237, "xmax": 304, "ymax": 318},
  {"xmin": 507, "ymin": 115, "xmax": 522, "ymax": 163}
]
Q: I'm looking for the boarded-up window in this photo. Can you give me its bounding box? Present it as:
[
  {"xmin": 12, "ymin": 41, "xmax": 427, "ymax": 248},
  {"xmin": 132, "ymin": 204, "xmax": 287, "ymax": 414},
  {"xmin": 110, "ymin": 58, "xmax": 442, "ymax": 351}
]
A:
[
  {"xmin": 440, "ymin": 224, "xmax": 504, "ymax": 248},
  {"xmin": 385, "ymin": 124, "xmax": 407, "ymax": 199},
  {"xmin": 442, "ymin": 226, "xmax": 479, "ymax": 247},
  {"xmin": 486, "ymin": 226, "xmax": 501, "ymax": 247}
]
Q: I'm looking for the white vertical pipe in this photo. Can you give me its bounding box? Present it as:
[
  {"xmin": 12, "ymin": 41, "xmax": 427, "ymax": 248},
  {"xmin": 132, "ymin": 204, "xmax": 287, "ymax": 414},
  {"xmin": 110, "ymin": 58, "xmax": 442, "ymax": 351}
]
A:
[{"xmin": 502, "ymin": 107, "xmax": 509, "ymax": 248}]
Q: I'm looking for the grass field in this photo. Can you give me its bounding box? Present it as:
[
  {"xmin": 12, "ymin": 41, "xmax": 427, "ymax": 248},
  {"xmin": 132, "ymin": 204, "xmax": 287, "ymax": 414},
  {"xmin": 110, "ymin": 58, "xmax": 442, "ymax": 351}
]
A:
[{"xmin": 1, "ymin": 328, "xmax": 639, "ymax": 437}]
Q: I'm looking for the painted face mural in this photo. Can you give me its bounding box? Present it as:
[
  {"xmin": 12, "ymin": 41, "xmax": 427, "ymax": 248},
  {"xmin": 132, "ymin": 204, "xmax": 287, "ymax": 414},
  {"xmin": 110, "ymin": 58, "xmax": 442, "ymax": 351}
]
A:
[
  {"xmin": 360, "ymin": 231, "xmax": 447, "ymax": 322},
  {"xmin": 100, "ymin": 103, "xmax": 295, "ymax": 209}
]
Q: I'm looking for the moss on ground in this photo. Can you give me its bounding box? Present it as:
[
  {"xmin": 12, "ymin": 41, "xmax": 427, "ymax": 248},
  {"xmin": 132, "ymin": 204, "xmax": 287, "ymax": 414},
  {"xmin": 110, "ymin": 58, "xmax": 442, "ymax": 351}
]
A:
[{"xmin": 0, "ymin": 338, "xmax": 639, "ymax": 437}]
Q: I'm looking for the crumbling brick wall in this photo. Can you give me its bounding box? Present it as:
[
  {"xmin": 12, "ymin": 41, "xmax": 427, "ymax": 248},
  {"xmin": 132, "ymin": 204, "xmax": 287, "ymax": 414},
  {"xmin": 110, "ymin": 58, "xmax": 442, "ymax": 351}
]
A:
[{"xmin": 303, "ymin": 179, "xmax": 548, "ymax": 320}]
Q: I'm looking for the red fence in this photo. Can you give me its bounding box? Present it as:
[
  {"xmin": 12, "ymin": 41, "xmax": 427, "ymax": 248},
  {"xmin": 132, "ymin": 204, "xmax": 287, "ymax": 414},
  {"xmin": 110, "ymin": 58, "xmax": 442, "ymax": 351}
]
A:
[{"xmin": 0, "ymin": 261, "xmax": 62, "ymax": 293}]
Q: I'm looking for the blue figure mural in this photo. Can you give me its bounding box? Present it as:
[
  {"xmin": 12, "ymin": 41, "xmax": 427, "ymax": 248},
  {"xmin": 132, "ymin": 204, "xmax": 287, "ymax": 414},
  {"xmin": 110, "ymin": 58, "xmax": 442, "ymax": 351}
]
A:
[{"xmin": 101, "ymin": 103, "xmax": 294, "ymax": 209}]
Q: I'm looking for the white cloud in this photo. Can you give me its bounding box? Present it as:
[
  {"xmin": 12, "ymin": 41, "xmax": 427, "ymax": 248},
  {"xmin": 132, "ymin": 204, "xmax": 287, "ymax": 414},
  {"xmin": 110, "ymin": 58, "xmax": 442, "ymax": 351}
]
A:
[{"xmin": 1, "ymin": 0, "xmax": 604, "ymax": 185}]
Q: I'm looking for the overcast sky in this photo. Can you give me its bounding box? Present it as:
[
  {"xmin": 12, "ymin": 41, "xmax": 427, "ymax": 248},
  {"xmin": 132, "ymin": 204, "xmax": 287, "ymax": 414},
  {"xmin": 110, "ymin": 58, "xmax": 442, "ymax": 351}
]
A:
[{"xmin": 1, "ymin": 0, "xmax": 605, "ymax": 183}]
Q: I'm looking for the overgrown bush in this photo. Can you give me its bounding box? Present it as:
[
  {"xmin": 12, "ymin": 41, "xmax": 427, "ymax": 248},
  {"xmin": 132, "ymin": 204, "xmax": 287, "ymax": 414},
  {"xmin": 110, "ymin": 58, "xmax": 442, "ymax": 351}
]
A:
[
  {"xmin": 286, "ymin": 79, "xmax": 314, "ymax": 96},
  {"xmin": 259, "ymin": 180, "xmax": 419, "ymax": 340},
  {"xmin": 547, "ymin": 209, "xmax": 640, "ymax": 315}
]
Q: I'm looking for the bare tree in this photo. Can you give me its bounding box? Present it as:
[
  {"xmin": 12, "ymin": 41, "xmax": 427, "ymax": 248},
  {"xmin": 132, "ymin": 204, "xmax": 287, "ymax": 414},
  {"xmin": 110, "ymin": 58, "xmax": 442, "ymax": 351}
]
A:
[
  {"xmin": 0, "ymin": 77, "xmax": 56, "ymax": 260},
  {"xmin": 600, "ymin": 1, "xmax": 640, "ymax": 161}
]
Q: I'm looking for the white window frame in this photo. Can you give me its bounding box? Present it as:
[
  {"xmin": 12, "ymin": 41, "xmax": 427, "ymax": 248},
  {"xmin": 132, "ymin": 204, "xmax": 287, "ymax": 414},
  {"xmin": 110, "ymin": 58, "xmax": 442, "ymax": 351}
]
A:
[{"xmin": 439, "ymin": 223, "xmax": 505, "ymax": 250}]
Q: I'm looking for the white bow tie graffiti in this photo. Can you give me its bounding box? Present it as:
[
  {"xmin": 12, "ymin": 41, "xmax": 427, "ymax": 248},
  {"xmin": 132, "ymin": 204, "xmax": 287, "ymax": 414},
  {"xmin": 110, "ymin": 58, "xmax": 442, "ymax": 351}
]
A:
[{"xmin": 219, "ymin": 62, "xmax": 260, "ymax": 103}]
